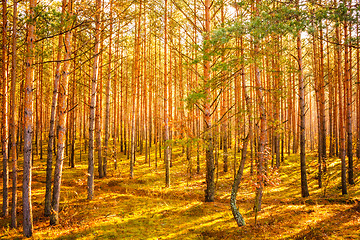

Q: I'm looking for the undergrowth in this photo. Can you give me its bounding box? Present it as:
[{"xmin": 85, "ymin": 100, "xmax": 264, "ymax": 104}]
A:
[{"xmin": 0, "ymin": 144, "xmax": 359, "ymax": 239}]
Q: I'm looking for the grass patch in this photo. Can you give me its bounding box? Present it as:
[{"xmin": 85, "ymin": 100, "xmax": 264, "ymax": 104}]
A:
[{"xmin": 1, "ymin": 143, "xmax": 359, "ymax": 239}]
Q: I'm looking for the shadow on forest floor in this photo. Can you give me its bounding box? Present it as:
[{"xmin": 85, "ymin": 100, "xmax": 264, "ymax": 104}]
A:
[{"xmin": 1, "ymin": 145, "xmax": 360, "ymax": 239}]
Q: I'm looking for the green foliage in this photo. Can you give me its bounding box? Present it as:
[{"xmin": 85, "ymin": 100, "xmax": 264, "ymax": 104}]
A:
[
  {"xmin": 184, "ymin": 0, "xmax": 360, "ymax": 106},
  {"xmin": 176, "ymin": 137, "xmax": 201, "ymax": 149},
  {"xmin": 211, "ymin": 1, "xmax": 359, "ymax": 47},
  {"xmin": 34, "ymin": 3, "xmax": 64, "ymax": 38},
  {"xmin": 184, "ymin": 90, "xmax": 206, "ymax": 109},
  {"xmin": 210, "ymin": 27, "xmax": 230, "ymax": 46}
]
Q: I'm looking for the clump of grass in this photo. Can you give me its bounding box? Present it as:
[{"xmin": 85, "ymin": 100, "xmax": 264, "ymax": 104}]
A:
[{"xmin": 1, "ymin": 145, "xmax": 359, "ymax": 239}]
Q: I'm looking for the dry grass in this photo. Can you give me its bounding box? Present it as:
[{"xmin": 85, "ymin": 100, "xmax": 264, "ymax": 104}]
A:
[{"xmin": 1, "ymin": 146, "xmax": 359, "ymax": 239}]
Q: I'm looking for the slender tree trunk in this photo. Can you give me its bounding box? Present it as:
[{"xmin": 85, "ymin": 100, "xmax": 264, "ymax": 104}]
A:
[
  {"xmin": 220, "ymin": 5, "xmax": 228, "ymax": 173},
  {"xmin": 336, "ymin": 15, "xmax": 347, "ymax": 194},
  {"xmin": 130, "ymin": 1, "xmax": 141, "ymax": 179},
  {"xmin": 39, "ymin": 43, "xmax": 44, "ymax": 161},
  {"xmin": 10, "ymin": 0, "xmax": 17, "ymax": 228},
  {"xmin": 193, "ymin": 0, "xmax": 200, "ymax": 175},
  {"xmin": 113, "ymin": 31, "xmax": 118, "ymax": 163},
  {"xmin": 274, "ymin": 37, "xmax": 280, "ymax": 169},
  {"xmin": 327, "ymin": 26, "xmax": 334, "ymax": 158},
  {"xmin": 333, "ymin": 18, "xmax": 339, "ymax": 157},
  {"xmin": 88, "ymin": 0, "xmax": 101, "ymax": 200},
  {"xmin": 23, "ymin": 0, "xmax": 36, "ymax": 236},
  {"xmin": 143, "ymin": 10, "xmax": 148, "ymax": 165},
  {"xmin": 50, "ymin": 0, "xmax": 72, "ymax": 225},
  {"xmin": 292, "ymin": 68, "xmax": 297, "ymax": 154},
  {"xmin": 96, "ymin": 13, "xmax": 104, "ymax": 178},
  {"xmin": 112, "ymin": 22, "xmax": 119, "ymax": 165},
  {"xmin": 168, "ymin": 19, "xmax": 173, "ymax": 167},
  {"xmin": 148, "ymin": 39, "xmax": 153, "ymax": 167},
  {"xmin": 164, "ymin": 0, "xmax": 170, "ymax": 187},
  {"xmin": 204, "ymin": 0, "xmax": 215, "ymax": 202},
  {"xmin": 253, "ymin": 0, "xmax": 266, "ymax": 213},
  {"xmin": 1, "ymin": 0, "xmax": 9, "ymax": 217},
  {"xmin": 356, "ymin": 13, "xmax": 360, "ymax": 160},
  {"xmin": 230, "ymin": 40, "xmax": 251, "ymax": 226},
  {"xmin": 196, "ymin": 109, "xmax": 200, "ymax": 174},
  {"xmin": 120, "ymin": 45, "xmax": 124, "ymax": 154},
  {"xmin": 103, "ymin": 0, "xmax": 113, "ymax": 178},
  {"xmin": 69, "ymin": 30, "xmax": 76, "ymax": 168},
  {"xmin": 44, "ymin": 1, "xmax": 66, "ymax": 216},
  {"xmin": 313, "ymin": 31, "xmax": 322, "ymax": 188},
  {"xmin": 230, "ymin": 133, "xmax": 248, "ymax": 227},
  {"xmin": 344, "ymin": 13, "xmax": 354, "ymax": 185},
  {"xmin": 297, "ymin": 26, "xmax": 310, "ymax": 198},
  {"xmin": 287, "ymin": 66, "xmax": 292, "ymax": 156},
  {"xmin": 35, "ymin": 55, "xmax": 40, "ymax": 158},
  {"xmin": 319, "ymin": 27, "xmax": 327, "ymax": 163}
]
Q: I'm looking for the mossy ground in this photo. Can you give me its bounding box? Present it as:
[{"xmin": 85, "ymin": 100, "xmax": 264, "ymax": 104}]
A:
[{"xmin": 1, "ymin": 144, "xmax": 359, "ymax": 239}]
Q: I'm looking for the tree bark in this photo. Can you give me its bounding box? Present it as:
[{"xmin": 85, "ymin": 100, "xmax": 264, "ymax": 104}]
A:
[
  {"xmin": 104, "ymin": 0, "xmax": 113, "ymax": 178},
  {"xmin": 344, "ymin": 12, "xmax": 354, "ymax": 185},
  {"xmin": 356, "ymin": 13, "xmax": 360, "ymax": 160},
  {"xmin": 253, "ymin": 0, "xmax": 266, "ymax": 213},
  {"xmin": 230, "ymin": 134, "xmax": 247, "ymax": 227},
  {"xmin": 23, "ymin": 0, "xmax": 36, "ymax": 236},
  {"xmin": 204, "ymin": 0, "xmax": 215, "ymax": 202},
  {"xmin": 88, "ymin": 0, "xmax": 101, "ymax": 200},
  {"xmin": 336, "ymin": 14, "xmax": 347, "ymax": 194},
  {"xmin": 69, "ymin": 30, "xmax": 76, "ymax": 168},
  {"xmin": 230, "ymin": 40, "xmax": 251, "ymax": 226},
  {"xmin": 130, "ymin": 1, "xmax": 141, "ymax": 178},
  {"xmin": 297, "ymin": 26, "xmax": 310, "ymax": 198},
  {"xmin": 1, "ymin": 0, "xmax": 9, "ymax": 218},
  {"xmin": 164, "ymin": 0, "xmax": 170, "ymax": 187},
  {"xmin": 312, "ymin": 31, "xmax": 322, "ymax": 188},
  {"xmin": 319, "ymin": 26, "xmax": 327, "ymax": 162},
  {"xmin": 96, "ymin": 12, "xmax": 104, "ymax": 179},
  {"xmin": 45, "ymin": 0, "xmax": 66, "ymax": 217},
  {"xmin": 10, "ymin": 0, "xmax": 17, "ymax": 228},
  {"xmin": 50, "ymin": 0, "xmax": 72, "ymax": 225}
]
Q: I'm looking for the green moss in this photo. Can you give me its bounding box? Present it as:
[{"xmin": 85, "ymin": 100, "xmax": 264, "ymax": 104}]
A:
[{"xmin": 1, "ymin": 142, "xmax": 359, "ymax": 239}]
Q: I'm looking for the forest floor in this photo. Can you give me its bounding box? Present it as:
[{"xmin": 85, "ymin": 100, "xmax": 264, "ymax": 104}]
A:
[{"xmin": 1, "ymin": 145, "xmax": 360, "ymax": 239}]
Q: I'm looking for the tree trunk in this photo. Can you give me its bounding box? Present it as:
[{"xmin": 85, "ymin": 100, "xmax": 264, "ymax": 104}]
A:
[
  {"xmin": 356, "ymin": 15, "xmax": 360, "ymax": 160},
  {"xmin": 39, "ymin": 43, "xmax": 44, "ymax": 161},
  {"xmin": 204, "ymin": 0, "xmax": 215, "ymax": 202},
  {"xmin": 319, "ymin": 27, "xmax": 327, "ymax": 163},
  {"xmin": 292, "ymin": 68, "xmax": 297, "ymax": 154},
  {"xmin": 313, "ymin": 31, "xmax": 322, "ymax": 188},
  {"xmin": 230, "ymin": 133, "xmax": 248, "ymax": 227},
  {"xmin": 164, "ymin": 0, "xmax": 170, "ymax": 187},
  {"xmin": 130, "ymin": 1, "xmax": 141, "ymax": 178},
  {"xmin": 96, "ymin": 16, "xmax": 104, "ymax": 179},
  {"xmin": 23, "ymin": 0, "xmax": 36, "ymax": 236},
  {"xmin": 69, "ymin": 30, "xmax": 76, "ymax": 169},
  {"xmin": 230, "ymin": 39, "xmax": 251, "ymax": 226},
  {"xmin": 10, "ymin": 0, "xmax": 17, "ymax": 228},
  {"xmin": 1, "ymin": 0, "xmax": 9, "ymax": 217},
  {"xmin": 253, "ymin": 0, "xmax": 266, "ymax": 213},
  {"xmin": 344, "ymin": 13, "xmax": 354, "ymax": 185},
  {"xmin": 336, "ymin": 16, "xmax": 347, "ymax": 195},
  {"xmin": 297, "ymin": 27, "xmax": 310, "ymax": 198},
  {"xmin": 103, "ymin": 0, "xmax": 113, "ymax": 178},
  {"xmin": 44, "ymin": 0, "xmax": 66, "ymax": 216},
  {"xmin": 88, "ymin": 0, "xmax": 101, "ymax": 200},
  {"xmin": 327, "ymin": 26, "xmax": 334, "ymax": 158},
  {"xmin": 50, "ymin": 0, "xmax": 72, "ymax": 225}
]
